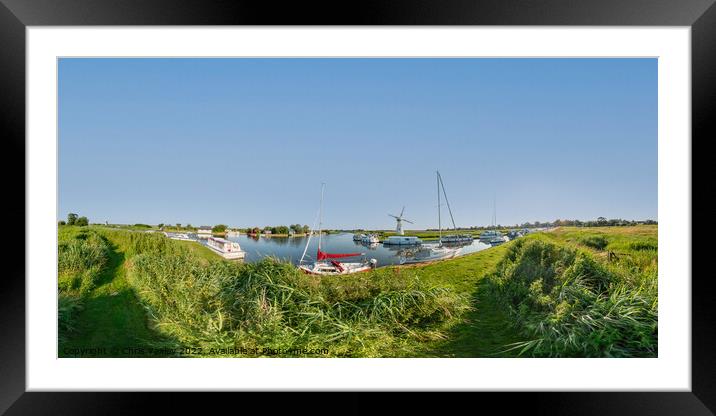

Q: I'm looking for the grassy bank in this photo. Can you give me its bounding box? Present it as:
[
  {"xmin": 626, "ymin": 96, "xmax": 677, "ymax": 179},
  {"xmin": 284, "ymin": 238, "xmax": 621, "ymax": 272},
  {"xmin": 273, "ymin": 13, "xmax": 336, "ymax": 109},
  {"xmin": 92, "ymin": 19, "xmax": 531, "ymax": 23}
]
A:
[
  {"xmin": 59, "ymin": 227, "xmax": 471, "ymax": 357},
  {"xmin": 484, "ymin": 226, "xmax": 658, "ymax": 357},
  {"xmin": 57, "ymin": 225, "xmax": 657, "ymax": 358},
  {"xmin": 59, "ymin": 227, "xmax": 177, "ymax": 355}
]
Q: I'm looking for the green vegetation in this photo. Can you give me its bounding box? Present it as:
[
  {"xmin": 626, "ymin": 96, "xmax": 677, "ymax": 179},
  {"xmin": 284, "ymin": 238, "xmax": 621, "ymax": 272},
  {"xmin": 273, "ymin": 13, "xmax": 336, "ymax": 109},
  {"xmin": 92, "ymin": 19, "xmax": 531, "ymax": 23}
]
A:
[
  {"xmin": 485, "ymin": 226, "xmax": 657, "ymax": 357},
  {"xmin": 57, "ymin": 224, "xmax": 657, "ymax": 358},
  {"xmin": 58, "ymin": 227, "xmax": 470, "ymax": 357},
  {"xmin": 578, "ymin": 234, "xmax": 609, "ymax": 250},
  {"xmin": 58, "ymin": 227, "xmax": 110, "ymax": 295},
  {"xmin": 212, "ymin": 224, "xmax": 227, "ymax": 233},
  {"xmin": 130, "ymin": 252, "xmax": 466, "ymax": 357}
]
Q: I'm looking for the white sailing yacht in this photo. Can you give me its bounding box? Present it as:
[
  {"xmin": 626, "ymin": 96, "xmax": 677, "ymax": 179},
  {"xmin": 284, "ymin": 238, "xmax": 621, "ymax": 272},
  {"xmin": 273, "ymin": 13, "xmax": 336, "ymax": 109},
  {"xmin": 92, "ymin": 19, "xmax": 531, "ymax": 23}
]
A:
[
  {"xmin": 400, "ymin": 171, "xmax": 461, "ymax": 265},
  {"xmin": 435, "ymin": 171, "xmax": 474, "ymax": 245},
  {"xmin": 298, "ymin": 184, "xmax": 377, "ymax": 275},
  {"xmin": 479, "ymin": 195, "xmax": 505, "ymax": 245}
]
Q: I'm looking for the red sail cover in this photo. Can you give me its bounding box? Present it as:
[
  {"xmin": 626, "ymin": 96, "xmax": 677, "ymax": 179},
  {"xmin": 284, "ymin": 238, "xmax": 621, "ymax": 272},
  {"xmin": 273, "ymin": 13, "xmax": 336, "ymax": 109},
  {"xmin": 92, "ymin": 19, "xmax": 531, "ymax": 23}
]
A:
[{"xmin": 317, "ymin": 249, "xmax": 361, "ymax": 260}]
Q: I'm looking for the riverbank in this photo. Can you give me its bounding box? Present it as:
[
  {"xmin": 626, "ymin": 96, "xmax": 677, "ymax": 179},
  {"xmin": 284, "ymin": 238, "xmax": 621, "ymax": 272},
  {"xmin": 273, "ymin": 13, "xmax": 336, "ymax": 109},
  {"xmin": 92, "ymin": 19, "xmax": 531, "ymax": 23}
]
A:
[{"xmin": 57, "ymin": 225, "xmax": 657, "ymax": 357}]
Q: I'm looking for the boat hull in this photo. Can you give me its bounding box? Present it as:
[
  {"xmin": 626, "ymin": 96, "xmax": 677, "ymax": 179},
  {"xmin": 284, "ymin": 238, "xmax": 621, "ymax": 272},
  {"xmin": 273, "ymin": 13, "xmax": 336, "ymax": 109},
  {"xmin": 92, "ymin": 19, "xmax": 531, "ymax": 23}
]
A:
[
  {"xmin": 206, "ymin": 244, "xmax": 246, "ymax": 260},
  {"xmin": 299, "ymin": 261, "xmax": 373, "ymax": 276},
  {"xmin": 399, "ymin": 246, "xmax": 460, "ymax": 264}
]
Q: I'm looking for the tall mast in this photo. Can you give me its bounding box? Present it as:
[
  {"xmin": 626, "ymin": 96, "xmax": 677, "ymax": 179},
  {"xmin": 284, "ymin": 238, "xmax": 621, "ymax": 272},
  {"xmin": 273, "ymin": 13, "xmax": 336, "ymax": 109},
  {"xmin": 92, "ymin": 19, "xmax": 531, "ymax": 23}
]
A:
[
  {"xmin": 318, "ymin": 182, "xmax": 325, "ymax": 251},
  {"xmin": 437, "ymin": 171, "xmax": 458, "ymax": 231},
  {"xmin": 299, "ymin": 185, "xmax": 322, "ymax": 264},
  {"xmin": 492, "ymin": 192, "xmax": 497, "ymax": 229},
  {"xmin": 437, "ymin": 171, "xmax": 442, "ymax": 243}
]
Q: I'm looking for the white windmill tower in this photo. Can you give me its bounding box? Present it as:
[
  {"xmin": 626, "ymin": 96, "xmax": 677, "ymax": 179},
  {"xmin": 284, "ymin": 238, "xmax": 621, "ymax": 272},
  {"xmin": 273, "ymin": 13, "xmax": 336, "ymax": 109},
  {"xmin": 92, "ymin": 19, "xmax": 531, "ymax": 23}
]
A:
[{"xmin": 388, "ymin": 206, "xmax": 414, "ymax": 236}]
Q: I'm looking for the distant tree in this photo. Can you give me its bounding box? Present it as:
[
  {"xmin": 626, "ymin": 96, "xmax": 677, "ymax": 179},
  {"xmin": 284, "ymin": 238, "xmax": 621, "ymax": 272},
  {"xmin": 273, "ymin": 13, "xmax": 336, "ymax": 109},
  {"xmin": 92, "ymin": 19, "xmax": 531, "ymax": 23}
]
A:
[
  {"xmin": 212, "ymin": 224, "xmax": 227, "ymax": 233},
  {"xmin": 67, "ymin": 213, "xmax": 78, "ymax": 226},
  {"xmin": 302, "ymin": 225, "xmax": 310, "ymax": 234},
  {"xmin": 76, "ymin": 216, "xmax": 89, "ymax": 226},
  {"xmin": 58, "ymin": 220, "xmax": 66, "ymax": 226},
  {"xmin": 176, "ymin": 223, "xmax": 181, "ymax": 228},
  {"xmin": 597, "ymin": 217, "xmax": 607, "ymax": 225},
  {"xmin": 157, "ymin": 223, "xmax": 164, "ymax": 229},
  {"xmin": 274, "ymin": 225, "xmax": 289, "ymax": 235}
]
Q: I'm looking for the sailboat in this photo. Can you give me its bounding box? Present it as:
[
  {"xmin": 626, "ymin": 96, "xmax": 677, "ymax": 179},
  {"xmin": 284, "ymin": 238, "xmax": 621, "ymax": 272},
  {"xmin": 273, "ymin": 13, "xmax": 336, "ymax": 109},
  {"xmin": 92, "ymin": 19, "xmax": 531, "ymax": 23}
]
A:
[
  {"xmin": 479, "ymin": 195, "xmax": 505, "ymax": 245},
  {"xmin": 399, "ymin": 172, "xmax": 461, "ymax": 265},
  {"xmin": 435, "ymin": 171, "xmax": 474, "ymax": 246},
  {"xmin": 298, "ymin": 184, "xmax": 378, "ymax": 275}
]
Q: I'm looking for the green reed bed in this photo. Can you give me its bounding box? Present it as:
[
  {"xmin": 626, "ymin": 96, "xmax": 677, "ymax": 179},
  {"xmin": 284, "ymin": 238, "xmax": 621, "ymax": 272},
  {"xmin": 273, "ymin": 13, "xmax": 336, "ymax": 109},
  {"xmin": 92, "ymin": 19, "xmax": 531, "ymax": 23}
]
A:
[
  {"xmin": 57, "ymin": 227, "xmax": 113, "ymax": 344},
  {"xmin": 58, "ymin": 228, "xmax": 111, "ymax": 295},
  {"xmin": 127, "ymin": 243, "xmax": 468, "ymax": 357},
  {"xmin": 486, "ymin": 238, "xmax": 657, "ymax": 357}
]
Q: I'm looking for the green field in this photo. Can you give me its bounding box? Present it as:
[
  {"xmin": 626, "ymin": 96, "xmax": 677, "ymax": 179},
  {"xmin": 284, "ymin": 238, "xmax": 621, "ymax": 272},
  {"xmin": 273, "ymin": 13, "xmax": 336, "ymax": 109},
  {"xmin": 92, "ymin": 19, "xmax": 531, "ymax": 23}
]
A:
[{"xmin": 58, "ymin": 225, "xmax": 657, "ymax": 358}]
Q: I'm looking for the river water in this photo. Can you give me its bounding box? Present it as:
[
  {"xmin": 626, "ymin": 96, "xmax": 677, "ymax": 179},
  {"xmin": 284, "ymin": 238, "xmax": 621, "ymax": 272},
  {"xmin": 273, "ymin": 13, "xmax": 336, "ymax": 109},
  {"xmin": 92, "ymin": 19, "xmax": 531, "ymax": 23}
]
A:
[{"xmin": 225, "ymin": 232, "xmax": 499, "ymax": 267}]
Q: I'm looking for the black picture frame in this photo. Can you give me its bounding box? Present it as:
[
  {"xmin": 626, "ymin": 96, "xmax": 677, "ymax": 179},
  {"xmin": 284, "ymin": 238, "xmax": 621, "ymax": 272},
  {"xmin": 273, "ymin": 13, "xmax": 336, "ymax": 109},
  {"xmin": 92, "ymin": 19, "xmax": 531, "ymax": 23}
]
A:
[{"xmin": 1, "ymin": 0, "xmax": 710, "ymax": 414}]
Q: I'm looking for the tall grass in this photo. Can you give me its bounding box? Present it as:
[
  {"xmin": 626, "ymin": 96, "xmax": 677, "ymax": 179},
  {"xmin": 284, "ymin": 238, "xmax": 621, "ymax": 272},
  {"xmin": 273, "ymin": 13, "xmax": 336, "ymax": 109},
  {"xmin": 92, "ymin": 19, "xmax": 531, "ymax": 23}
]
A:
[
  {"xmin": 578, "ymin": 234, "xmax": 609, "ymax": 250},
  {"xmin": 58, "ymin": 227, "xmax": 113, "ymax": 346},
  {"xmin": 58, "ymin": 228, "xmax": 111, "ymax": 295},
  {"xmin": 58, "ymin": 294, "xmax": 84, "ymax": 344},
  {"xmin": 487, "ymin": 239, "xmax": 657, "ymax": 357},
  {"xmin": 126, "ymin": 240, "xmax": 468, "ymax": 357}
]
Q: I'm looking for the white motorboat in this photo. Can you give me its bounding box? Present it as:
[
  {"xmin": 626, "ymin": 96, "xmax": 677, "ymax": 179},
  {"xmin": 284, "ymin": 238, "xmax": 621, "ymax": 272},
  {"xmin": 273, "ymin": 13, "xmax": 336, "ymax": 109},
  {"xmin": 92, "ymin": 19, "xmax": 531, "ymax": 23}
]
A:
[
  {"xmin": 164, "ymin": 232, "xmax": 195, "ymax": 241},
  {"xmin": 383, "ymin": 235, "xmax": 423, "ymax": 245},
  {"xmin": 353, "ymin": 233, "xmax": 366, "ymax": 241},
  {"xmin": 298, "ymin": 184, "xmax": 377, "ymax": 276},
  {"xmin": 206, "ymin": 236, "xmax": 246, "ymax": 260},
  {"xmin": 361, "ymin": 234, "xmax": 380, "ymax": 244}
]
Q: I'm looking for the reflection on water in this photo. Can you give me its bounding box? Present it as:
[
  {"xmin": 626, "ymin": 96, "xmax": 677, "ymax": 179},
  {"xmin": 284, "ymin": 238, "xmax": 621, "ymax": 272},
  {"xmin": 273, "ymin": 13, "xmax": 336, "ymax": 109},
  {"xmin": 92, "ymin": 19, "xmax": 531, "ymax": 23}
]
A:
[{"xmin": 226, "ymin": 232, "xmax": 497, "ymax": 267}]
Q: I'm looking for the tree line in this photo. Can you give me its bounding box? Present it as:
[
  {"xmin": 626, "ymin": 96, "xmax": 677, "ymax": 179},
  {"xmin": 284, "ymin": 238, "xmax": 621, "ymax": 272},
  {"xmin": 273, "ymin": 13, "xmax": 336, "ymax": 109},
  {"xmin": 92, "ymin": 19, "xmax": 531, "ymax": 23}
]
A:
[
  {"xmin": 453, "ymin": 217, "xmax": 658, "ymax": 230},
  {"xmin": 246, "ymin": 224, "xmax": 310, "ymax": 235},
  {"xmin": 58, "ymin": 213, "xmax": 88, "ymax": 226}
]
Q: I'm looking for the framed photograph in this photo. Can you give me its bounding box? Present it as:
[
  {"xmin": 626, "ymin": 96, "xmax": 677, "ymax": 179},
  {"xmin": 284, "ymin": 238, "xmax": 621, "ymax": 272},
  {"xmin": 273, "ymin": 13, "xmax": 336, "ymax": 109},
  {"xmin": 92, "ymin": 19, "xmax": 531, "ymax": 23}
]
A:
[{"xmin": 3, "ymin": 0, "xmax": 711, "ymax": 413}]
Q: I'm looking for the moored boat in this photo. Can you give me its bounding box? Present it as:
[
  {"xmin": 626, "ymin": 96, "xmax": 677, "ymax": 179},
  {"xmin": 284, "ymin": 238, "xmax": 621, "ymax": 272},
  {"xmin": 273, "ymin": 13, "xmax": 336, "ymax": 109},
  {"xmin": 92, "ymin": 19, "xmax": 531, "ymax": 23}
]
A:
[
  {"xmin": 399, "ymin": 244, "xmax": 460, "ymax": 264},
  {"xmin": 206, "ymin": 236, "xmax": 246, "ymax": 260},
  {"xmin": 298, "ymin": 184, "xmax": 378, "ymax": 276},
  {"xmin": 434, "ymin": 171, "xmax": 474, "ymax": 246},
  {"xmin": 298, "ymin": 249, "xmax": 377, "ymax": 275},
  {"xmin": 361, "ymin": 234, "xmax": 380, "ymax": 244},
  {"xmin": 353, "ymin": 233, "xmax": 366, "ymax": 241},
  {"xmin": 440, "ymin": 234, "xmax": 474, "ymax": 245},
  {"xmin": 383, "ymin": 235, "xmax": 423, "ymax": 245},
  {"xmin": 479, "ymin": 229, "xmax": 502, "ymax": 241}
]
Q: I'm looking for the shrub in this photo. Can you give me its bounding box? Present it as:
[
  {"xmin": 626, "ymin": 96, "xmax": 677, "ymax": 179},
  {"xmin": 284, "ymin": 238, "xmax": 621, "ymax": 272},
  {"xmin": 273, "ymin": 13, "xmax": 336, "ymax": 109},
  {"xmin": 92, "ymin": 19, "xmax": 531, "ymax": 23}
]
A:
[{"xmin": 579, "ymin": 235, "xmax": 609, "ymax": 250}]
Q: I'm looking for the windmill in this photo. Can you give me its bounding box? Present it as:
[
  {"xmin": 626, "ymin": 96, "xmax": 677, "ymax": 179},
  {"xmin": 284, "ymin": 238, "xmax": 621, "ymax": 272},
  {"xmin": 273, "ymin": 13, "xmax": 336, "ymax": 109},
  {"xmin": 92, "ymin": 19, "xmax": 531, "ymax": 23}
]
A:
[{"xmin": 388, "ymin": 206, "xmax": 414, "ymax": 235}]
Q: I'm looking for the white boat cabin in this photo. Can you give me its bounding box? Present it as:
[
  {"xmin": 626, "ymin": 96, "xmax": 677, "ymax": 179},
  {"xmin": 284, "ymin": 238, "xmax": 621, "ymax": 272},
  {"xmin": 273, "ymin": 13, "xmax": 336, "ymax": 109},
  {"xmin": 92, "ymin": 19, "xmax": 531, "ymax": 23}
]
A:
[{"xmin": 207, "ymin": 237, "xmax": 245, "ymax": 260}]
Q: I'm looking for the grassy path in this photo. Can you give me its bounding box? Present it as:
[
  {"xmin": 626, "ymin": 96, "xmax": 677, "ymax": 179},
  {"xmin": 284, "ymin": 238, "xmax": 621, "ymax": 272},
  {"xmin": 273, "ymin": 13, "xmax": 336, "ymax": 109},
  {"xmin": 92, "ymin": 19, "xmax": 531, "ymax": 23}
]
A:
[
  {"xmin": 397, "ymin": 244, "xmax": 525, "ymax": 357},
  {"xmin": 60, "ymin": 241, "xmax": 174, "ymax": 357}
]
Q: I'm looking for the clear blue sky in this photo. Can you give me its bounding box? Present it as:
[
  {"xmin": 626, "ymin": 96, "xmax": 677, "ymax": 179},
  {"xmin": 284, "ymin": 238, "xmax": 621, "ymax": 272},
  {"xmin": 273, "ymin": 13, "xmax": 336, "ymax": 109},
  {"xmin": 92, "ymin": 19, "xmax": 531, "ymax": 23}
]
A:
[{"xmin": 58, "ymin": 58, "xmax": 657, "ymax": 229}]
